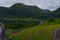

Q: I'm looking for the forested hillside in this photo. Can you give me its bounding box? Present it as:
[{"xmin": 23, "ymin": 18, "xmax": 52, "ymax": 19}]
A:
[
  {"xmin": 0, "ymin": 3, "xmax": 51, "ymax": 19},
  {"xmin": 0, "ymin": 3, "xmax": 60, "ymax": 30}
]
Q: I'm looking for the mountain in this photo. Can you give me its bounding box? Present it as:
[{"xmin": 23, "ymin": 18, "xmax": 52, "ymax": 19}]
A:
[
  {"xmin": 1, "ymin": 3, "xmax": 60, "ymax": 30},
  {"xmin": 51, "ymin": 7, "xmax": 60, "ymax": 18},
  {"xmin": 9, "ymin": 3, "xmax": 60, "ymax": 19},
  {"xmin": 1, "ymin": 3, "xmax": 60, "ymax": 20},
  {"xmin": 0, "ymin": 3, "xmax": 51, "ymax": 19}
]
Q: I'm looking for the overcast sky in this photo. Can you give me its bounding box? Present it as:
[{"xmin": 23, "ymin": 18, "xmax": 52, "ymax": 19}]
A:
[{"xmin": 0, "ymin": 0, "xmax": 60, "ymax": 11}]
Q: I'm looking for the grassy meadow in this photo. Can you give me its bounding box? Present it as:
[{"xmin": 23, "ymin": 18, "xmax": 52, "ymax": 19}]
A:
[{"xmin": 10, "ymin": 24, "xmax": 60, "ymax": 40}]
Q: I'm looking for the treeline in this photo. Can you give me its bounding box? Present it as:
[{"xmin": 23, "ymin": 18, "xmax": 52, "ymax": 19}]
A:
[{"xmin": 2, "ymin": 19, "xmax": 40, "ymax": 30}]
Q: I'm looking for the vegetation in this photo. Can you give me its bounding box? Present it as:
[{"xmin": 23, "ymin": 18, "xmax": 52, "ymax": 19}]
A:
[
  {"xmin": 0, "ymin": 3, "xmax": 60, "ymax": 40},
  {"xmin": 10, "ymin": 24, "xmax": 60, "ymax": 40}
]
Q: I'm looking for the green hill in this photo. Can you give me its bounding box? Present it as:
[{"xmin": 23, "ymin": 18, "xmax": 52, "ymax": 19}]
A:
[
  {"xmin": 0, "ymin": 3, "xmax": 60, "ymax": 19},
  {"xmin": 0, "ymin": 3, "xmax": 50, "ymax": 19},
  {"xmin": 0, "ymin": 3, "xmax": 60, "ymax": 30}
]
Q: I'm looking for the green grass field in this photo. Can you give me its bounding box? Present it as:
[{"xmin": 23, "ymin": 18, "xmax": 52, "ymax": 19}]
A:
[{"xmin": 10, "ymin": 24, "xmax": 60, "ymax": 40}]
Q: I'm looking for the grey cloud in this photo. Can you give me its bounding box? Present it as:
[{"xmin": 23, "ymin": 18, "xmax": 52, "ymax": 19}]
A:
[{"xmin": 0, "ymin": 0, "xmax": 60, "ymax": 11}]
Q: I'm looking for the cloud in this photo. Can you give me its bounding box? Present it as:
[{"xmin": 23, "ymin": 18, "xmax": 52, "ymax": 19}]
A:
[{"xmin": 0, "ymin": 0, "xmax": 60, "ymax": 11}]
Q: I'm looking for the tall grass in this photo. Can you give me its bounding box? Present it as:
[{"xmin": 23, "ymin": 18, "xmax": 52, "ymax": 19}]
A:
[{"xmin": 11, "ymin": 24, "xmax": 60, "ymax": 40}]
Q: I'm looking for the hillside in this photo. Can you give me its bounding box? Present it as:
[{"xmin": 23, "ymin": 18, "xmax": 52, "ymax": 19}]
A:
[
  {"xmin": 0, "ymin": 3, "xmax": 60, "ymax": 29},
  {"xmin": 0, "ymin": 3, "xmax": 60, "ymax": 19},
  {"xmin": 0, "ymin": 3, "xmax": 50, "ymax": 19},
  {"xmin": 51, "ymin": 7, "xmax": 60, "ymax": 18}
]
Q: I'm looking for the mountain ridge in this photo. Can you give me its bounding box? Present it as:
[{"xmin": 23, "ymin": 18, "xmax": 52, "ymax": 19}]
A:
[{"xmin": 0, "ymin": 3, "xmax": 60, "ymax": 20}]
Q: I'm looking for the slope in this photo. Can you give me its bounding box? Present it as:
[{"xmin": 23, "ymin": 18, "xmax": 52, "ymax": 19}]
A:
[{"xmin": 11, "ymin": 24, "xmax": 60, "ymax": 40}]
